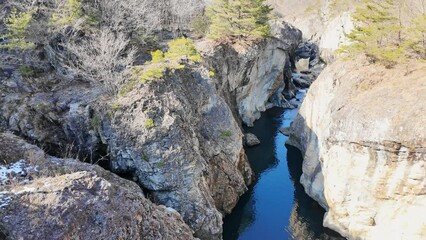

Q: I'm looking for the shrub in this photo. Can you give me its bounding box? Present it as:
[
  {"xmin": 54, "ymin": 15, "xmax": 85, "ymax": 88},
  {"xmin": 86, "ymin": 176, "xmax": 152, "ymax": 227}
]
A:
[
  {"xmin": 220, "ymin": 130, "xmax": 232, "ymax": 138},
  {"xmin": 0, "ymin": 8, "xmax": 34, "ymax": 50},
  {"xmin": 191, "ymin": 14, "xmax": 210, "ymax": 38},
  {"xmin": 209, "ymin": 67, "xmax": 215, "ymax": 77},
  {"xmin": 150, "ymin": 50, "xmax": 165, "ymax": 63},
  {"xmin": 404, "ymin": 14, "xmax": 426, "ymax": 60},
  {"xmin": 165, "ymin": 37, "xmax": 201, "ymax": 62},
  {"xmin": 17, "ymin": 65, "xmax": 35, "ymax": 77},
  {"xmin": 125, "ymin": 37, "xmax": 200, "ymax": 91},
  {"xmin": 144, "ymin": 118, "xmax": 155, "ymax": 129},
  {"xmin": 118, "ymin": 79, "xmax": 138, "ymax": 96},
  {"xmin": 111, "ymin": 102, "xmax": 122, "ymax": 110},
  {"xmin": 337, "ymin": 0, "xmax": 403, "ymax": 67},
  {"xmin": 140, "ymin": 66, "xmax": 166, "ymax": 83}
]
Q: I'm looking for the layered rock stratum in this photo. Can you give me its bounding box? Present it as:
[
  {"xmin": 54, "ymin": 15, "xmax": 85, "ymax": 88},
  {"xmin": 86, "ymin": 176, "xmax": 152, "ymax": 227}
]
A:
[{"xmin": 288, "ymin": 58, "xmax": 426, "ymax": 239}]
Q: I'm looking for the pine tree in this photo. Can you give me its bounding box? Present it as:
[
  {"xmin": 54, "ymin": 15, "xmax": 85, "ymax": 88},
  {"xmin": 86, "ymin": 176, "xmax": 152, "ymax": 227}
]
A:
[
  {"xmin": 0, "ymin": 8, "xmax": 34, "ymax": 50},
  {"xmin": 404, "ymin": 14, "xmax": 426, "ymax": 59},
  {"xmin": 50, "ymin": 0, "xmax": 84, "ymax": 27},
  {"xmin": 207, "ymin": 0, "xmax": 272, "ymax": 40},
  {"xmin": 340, "ymin": 0, "xmax": 403, "ymax": 67}
]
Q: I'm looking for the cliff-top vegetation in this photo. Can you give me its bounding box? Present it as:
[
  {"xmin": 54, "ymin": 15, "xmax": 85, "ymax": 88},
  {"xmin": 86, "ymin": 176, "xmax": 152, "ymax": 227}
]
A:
[
  {"xmin": 338, "ymin": 0, "xmax": 426, "ymax": 67},
  {"xmin": 0, "ymin": 0, "xmax": 273, "ymax": 97},
  {"xmin": 205, "ymin": 0, "xmax": 273, "ymax": 40}
]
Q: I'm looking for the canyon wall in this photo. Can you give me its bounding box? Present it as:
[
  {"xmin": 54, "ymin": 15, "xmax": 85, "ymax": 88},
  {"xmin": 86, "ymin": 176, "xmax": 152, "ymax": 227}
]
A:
[
  {"xmin": 0, "ymin": 22, "xmax": 301, "ymax": 239},
  {"xmin": 201, "ymin": 21, "xmax": 302, "ymax": 126},
  {"xmin": 287, "ymin": 59, "xmax": 426, "ymax": 239},
  {"xmin": 267, "ymin": 0, "xmax": 354, "ymax": 62}
]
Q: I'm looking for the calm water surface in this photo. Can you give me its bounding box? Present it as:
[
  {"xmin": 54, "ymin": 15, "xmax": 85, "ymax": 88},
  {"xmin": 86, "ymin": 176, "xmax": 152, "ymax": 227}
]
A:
[{"xmin": 223, "ymin": 90, "xmax": 345, "ymax": 240}]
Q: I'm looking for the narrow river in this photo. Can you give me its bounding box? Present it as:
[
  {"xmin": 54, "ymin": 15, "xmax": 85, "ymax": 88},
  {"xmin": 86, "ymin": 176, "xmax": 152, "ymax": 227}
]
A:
[{"xmin": 223, "ymin": 90, "xmax": 345, "ymax": 240}]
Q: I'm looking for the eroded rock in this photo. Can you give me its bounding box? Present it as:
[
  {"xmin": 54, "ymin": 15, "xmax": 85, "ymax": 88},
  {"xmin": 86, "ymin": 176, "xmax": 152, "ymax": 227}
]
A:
[
  {"xmin": 288, "ymin": 59, "xmax": 426, "ymax": 239},
  {"xmin": 201, "ymin": 21, "xmax": 302, "ymax": 126},
  {"xmin": 0, "ymin": 132, "xmax": 195, "ymax": 240}
]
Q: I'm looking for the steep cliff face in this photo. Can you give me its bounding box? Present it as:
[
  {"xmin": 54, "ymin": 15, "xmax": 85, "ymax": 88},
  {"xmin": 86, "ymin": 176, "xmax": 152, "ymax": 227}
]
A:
[
  {"xmin": 287, "ymin": 59, "xmax": 426, "ymax": 239},
  {"xmin": 267, "ymin": 0, "xmax": 354, "ymax": 62},
  {"xmin": 0, "ymin": 64, "xmax": 249, "ymax": 239},
  {"xmin": 107, "ymin": 65, "xmax": 252, "ymax": 239},
  {"xmin": 201, "ymin": 21, "xmax": 302, "ymax": 126},
  {"xmin": 0, "ymin": 21, "xmax": 301, "ymax": 238},
  {"xmin": 0, "ymin": 132, "xmax": 195, "ymax": 240}
]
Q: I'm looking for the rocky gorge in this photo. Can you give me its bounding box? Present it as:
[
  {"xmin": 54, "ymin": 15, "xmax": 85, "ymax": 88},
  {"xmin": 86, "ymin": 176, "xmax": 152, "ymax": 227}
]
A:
[{"xmin": 0, "ymin": 10, "xmax": 306, "ymax": 239}]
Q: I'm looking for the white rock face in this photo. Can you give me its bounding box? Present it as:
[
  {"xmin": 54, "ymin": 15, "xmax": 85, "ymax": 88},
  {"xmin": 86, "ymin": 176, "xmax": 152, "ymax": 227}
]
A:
[
  {"xmin": 267, "ymin": 0, "xmax": 354, "ymax": 62},
  {"xmin": 288, "ymin": 59, "xmax": 426, "ymax": 239},
  {"xmin": 295, "ymin": 58, "xmax": 310, "ymax": 73}
]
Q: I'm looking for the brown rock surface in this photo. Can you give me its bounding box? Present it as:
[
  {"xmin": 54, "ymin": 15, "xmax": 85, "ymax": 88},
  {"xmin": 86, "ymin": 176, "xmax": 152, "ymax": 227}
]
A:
[{"xmin": 0, "ymin": 132, "xmax": 195, "ymax": 240}]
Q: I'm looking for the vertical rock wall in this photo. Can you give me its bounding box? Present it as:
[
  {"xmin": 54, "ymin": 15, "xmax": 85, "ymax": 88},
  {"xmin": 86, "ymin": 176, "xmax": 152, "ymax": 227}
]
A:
[{"xmin": 288, "ymin": 59, "xmax": 426, "ymax": 239}]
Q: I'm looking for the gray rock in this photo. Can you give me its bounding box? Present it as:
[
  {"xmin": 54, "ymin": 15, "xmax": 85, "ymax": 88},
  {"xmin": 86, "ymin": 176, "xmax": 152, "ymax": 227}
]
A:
[
  {"xmin": 245, "ymin": 133, "xmax": 260, "ymax": 147},
  {"xmin": 0, "ymin": 133, "xmax": 195, "ymax": 240},
  {"xmin": 280, "ymin": 127, "xmax": 292, "ymax": 136},
  {"xmin": 202, "ymin": 20, "xmax": 302, "ymax": 127},
  {"xmin": 293, "ymin": 77, "xmax": 311, "ymax": 89}
]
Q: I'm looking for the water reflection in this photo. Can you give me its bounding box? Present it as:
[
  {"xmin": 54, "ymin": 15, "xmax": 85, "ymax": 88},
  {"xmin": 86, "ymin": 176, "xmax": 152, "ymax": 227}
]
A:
[
  {"xmin": 286, "ymin": 145, "xmax": 344, "ymax": 240},
  {"xmin": 223, "ymin": 91, "xmax": 345, "ymax": 240}
]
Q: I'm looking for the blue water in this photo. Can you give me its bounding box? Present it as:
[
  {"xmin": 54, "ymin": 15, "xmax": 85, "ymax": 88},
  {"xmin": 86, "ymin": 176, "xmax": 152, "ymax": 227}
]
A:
[{"xmin": 223, "ymin": 90, "xmax": 344, "ymax": 240}]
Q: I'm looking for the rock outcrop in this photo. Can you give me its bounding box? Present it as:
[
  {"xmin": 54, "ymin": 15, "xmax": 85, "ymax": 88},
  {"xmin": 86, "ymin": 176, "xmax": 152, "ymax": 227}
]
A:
[
  {"xmin": 0, "ymin": 132, "xmax": 195, "ymax": 240},
  {"xmin": 0, "ymin": 64, "xmax": 250, "ymax": 239},
  {"xmin": 288, "ymin": 59, "xmax": 426, "ymax": 239},
  {"xmin": 201, "ymin": 21, "xmax": 302, "ymax": 126},
  {"xmin": 267, "ymin": 0, "xmax": 354, "ymax": 62},
  {"xmin": 0, "ymin": 15, "xmax": 302, "ymax": 238},
  {"xmin": 108, "ymin": 66, "xmax": 252, "ymax": 239}
]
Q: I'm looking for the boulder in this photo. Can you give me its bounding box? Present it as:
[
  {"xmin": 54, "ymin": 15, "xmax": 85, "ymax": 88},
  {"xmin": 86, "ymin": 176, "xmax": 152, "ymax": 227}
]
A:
[
  {"xmin": 245, "ymin": 133, "xmax": 261, "ymax": 147},
  {"xmin": 295, "ymin": 58, "xmax": 310, "ymax": 73},
  {"xmin": 293, "ymin": 77, "xmax": 311, "ymax": 89},
  {"xmin": 0, "ymin": 132, "xmax": 195, "ymax": 240}
]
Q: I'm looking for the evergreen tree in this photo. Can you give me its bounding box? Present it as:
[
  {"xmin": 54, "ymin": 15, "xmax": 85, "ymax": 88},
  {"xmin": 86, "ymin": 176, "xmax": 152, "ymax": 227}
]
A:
[
  {"xmin": 50, "ymin": 0, "xmax": 84, "ymax": 27},
  {"xmin": 404, "ymin": 14, "xmax": 426, "ymax": 59},
  {"xmin": 340, "ymin": 0, "xmax": 403, "ymax": 67},
  {"xmin": 0, "ymin": 8, "xmax": 34, "ymax": 50},
  {"xmin": 207, "ymin": 0, "xmax": 272, "ymax": 40}
]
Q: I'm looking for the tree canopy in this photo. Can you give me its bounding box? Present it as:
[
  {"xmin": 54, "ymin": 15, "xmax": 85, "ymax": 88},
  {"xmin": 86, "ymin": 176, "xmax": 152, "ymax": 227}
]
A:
[
  {"xmin": 339, "ymin": 0, "xmax": 426, "ymax": 67},
  {"xmin": 206, "ymin": 0, "xmax": 272, "ymax": 40},
  {"xmin": 0, "ymin": 8, "xmax": 34, "ymax": 50},
  {"xmin": 339, "ymin": 0, "xmax": 403, "ymax": 67}
]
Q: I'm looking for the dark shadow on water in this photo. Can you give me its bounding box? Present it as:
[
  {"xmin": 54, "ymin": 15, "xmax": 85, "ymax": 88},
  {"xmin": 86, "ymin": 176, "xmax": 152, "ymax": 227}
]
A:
[
  {"xmin": 286, "ymin": 145, "xmax": 345, "ymax": 240},
  {"xmin": 223, "ymin": 108, "xmax": 285, "ymax": 239},
  {"xmin": 223, "ymin": 101, "xmax": 345, "ymax": 240}
]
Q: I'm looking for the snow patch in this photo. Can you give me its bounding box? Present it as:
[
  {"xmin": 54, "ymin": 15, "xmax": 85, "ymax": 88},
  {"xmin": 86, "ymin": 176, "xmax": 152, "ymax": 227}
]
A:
[
  {"xmin": 0, "ymin": 160, "xmax": 36, "ymax": 185},
  {"xmin": 0, "ymin": 192, "xmax": 11, "ymax": 208}
]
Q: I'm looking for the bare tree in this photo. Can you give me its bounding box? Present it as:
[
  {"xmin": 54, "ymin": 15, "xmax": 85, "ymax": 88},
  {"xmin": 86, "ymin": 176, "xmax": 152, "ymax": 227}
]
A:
[{"xmin": 62, "ymin": 29, "xmax": 135, "ymax": 94}]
